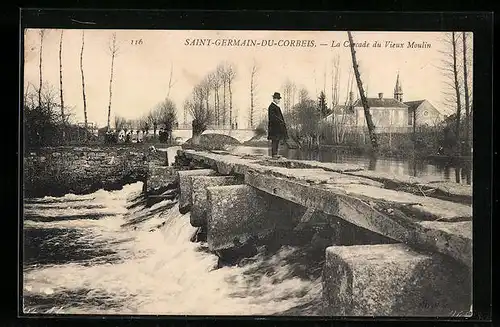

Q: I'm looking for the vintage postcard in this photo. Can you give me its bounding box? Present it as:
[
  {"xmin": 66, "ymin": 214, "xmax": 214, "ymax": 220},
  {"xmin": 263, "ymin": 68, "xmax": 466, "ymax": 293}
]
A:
[{"xmin": 22, "ymin": 28, "xmax": 473, "ymax": 317}]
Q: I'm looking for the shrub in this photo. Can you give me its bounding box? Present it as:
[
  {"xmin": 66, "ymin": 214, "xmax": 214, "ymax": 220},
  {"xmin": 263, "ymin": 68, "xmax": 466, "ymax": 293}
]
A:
[
  {"xmin": 183, "ymin": 133, "xmax": 241, "ymax": 151},
  {"xmin": 255, "ymin": 118, "xmax": 268, "ymax": 137},
  {"xmin": 104, "ymin": 132, "xmax": 118, "ymax": 144}
]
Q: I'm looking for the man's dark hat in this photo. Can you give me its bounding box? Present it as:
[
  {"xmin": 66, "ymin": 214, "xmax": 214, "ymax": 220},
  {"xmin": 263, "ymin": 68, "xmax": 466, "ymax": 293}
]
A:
[{"xmin": 273, "ymin": 92, "xmax": 282, "ymax": 99}]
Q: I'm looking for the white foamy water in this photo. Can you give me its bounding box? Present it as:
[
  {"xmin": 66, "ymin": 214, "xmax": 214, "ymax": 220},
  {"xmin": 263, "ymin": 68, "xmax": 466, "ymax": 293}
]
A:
[{"xmin": 23, "ymin": 182, "xmax": 322, "ymax": 316}]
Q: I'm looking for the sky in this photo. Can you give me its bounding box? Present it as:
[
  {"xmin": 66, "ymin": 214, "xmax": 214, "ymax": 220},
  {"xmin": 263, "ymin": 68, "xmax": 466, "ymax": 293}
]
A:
[{"xmin": 23, "ymin": 29, "xmax": 472, "ymax": 129}]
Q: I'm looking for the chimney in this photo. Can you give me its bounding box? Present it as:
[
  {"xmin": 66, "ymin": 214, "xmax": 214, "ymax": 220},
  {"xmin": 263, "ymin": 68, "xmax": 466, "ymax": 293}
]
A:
[{"xmin": 378, "ymin": 92, "xmax": 384, "ymax": 100}]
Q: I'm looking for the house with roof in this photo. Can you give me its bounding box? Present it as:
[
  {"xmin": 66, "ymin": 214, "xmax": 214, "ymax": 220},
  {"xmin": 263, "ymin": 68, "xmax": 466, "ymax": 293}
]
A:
[
  {"xmin": 325, "ymin": 73, "xmax": 446, "ymax": 133},
  {"xmin": 404, "ymin": 100, "xmax": 447, "ymax": 126}
]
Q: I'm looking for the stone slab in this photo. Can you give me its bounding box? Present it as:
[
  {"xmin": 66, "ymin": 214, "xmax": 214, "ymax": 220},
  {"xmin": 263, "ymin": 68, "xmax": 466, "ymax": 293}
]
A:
[
  {"xmin": 245, "ymin": 170, "xmax": 472, "ymax": 267},
  {"xmin": 178, "ymin": 169, "xmax": 216, "ymax": 212},
  {"xmin": 180, "ymin": 149, "xmax": 471, "ymax": 203},
  {"xmin": 322, "ymin": 244, "xmax": 471, "ymax": 316},
  {"xmin": 347, "ymin": 170, "xmax": 472, "ymax": 203},
  {"xmin": 178, "ymin": 150, "xmax": 472, "ymax": 266},
  {"xmin": 190, "ymin": 175, "xmax": 240, "ymax": 227},
  {"xmin": 146, "ymin": 165, "xmax": 176, "ymax": 193},
  {"xmin": 340, "ymin": 184, "xmax": 472, "ymax": 221},
  {"xmin": 206, "ymin": 185, "xmax": 273, "ymax": 252}
]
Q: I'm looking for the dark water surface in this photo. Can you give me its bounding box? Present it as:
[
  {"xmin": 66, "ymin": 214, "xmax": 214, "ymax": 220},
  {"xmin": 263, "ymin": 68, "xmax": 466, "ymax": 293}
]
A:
[{"xmin": 230, "ymin": 145, "xmax": 472, "ymax": 184}]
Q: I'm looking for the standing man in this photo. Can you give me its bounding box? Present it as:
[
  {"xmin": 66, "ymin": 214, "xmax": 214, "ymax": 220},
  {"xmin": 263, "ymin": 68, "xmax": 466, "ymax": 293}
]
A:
[{"xmin": 268, "ymin": 92, "xmax": 288, "ymax": 159}]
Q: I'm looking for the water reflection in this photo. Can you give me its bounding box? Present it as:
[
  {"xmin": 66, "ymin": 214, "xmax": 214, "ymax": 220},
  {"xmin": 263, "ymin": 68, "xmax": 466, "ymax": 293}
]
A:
[
  {"xmin": 231, "ymin": 146, "xmax": 472, "ymax": 185},
  {"xmin": 368, "ymin": 156, "xmax": 377, "ymax": 171}
]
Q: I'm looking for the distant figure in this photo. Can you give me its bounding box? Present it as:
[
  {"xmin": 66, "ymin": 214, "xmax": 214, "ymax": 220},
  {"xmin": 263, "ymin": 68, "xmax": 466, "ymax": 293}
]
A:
[
  {"xmin": 267, "ymin": 92, "xmax": 287, "ymax": 159},
  {"xmin": 235, "ymin": 122, "xmax": 238, "ymax": 129}
]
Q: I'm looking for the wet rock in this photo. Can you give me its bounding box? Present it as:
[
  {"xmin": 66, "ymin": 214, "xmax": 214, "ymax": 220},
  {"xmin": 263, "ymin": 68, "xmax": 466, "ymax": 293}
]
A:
[
  {"xmin": 322, "ymin": 243, "xmax": 471, "ymax": 316},
  {"xmin": 190, "ymin": 175, "xmax": 240, "ymax": 227},
  {"xmin": 206, "ymin": 184, "xmax": 273, "ymax": 252},
  {"xmin": 177, "ymin": 169, "xmax": 216, "ymax": 212}
]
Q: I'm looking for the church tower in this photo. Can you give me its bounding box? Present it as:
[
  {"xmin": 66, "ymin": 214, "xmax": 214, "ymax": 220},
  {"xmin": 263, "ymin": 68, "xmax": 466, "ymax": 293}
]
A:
[{"xmin": 394, "ymin": 72, "xmax": 403, "ymax": 102}]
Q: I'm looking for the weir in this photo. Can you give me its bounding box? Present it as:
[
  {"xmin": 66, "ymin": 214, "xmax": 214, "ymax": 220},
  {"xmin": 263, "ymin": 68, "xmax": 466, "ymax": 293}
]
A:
[{"xmin": 148, "ymin": 148, "xmax": 473, "ymax": 316}]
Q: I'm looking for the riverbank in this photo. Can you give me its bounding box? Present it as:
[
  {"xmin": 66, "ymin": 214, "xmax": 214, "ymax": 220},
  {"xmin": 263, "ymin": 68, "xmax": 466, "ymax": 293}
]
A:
[{"xmin": 23, "ymin": 146, "xmax": 152, "ymax": 198}]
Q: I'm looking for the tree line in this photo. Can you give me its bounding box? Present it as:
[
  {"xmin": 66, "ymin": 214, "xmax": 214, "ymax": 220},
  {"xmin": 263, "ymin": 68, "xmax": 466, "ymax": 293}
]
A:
[
  {"xmin": 111, "ymin": 98, "xmax": 178, "ymax": 143},
  {"xmin": 24, "ymin": 30, "xmax": 140, "ymax": 147},
  {"xmin": 440, "ymin": 32, "xmax": 473, "ymax": 156},
  {"xmin": 254, "ymin": 31, "xmax": 473, "ymax": 158}
]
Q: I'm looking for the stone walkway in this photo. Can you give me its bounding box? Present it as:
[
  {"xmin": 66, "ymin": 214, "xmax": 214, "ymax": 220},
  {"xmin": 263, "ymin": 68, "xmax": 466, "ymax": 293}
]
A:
[{"xmin": 176, "ymin": 149, "xmax": 472, "ymax": 268}]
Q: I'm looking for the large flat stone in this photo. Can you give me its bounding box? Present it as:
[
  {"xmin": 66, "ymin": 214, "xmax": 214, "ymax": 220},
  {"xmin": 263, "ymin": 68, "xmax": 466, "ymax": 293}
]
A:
[
  {"xmin": 190, "ymin": 175, "xmax": 240, "ymax": 227},
  {"xmin": 322, "ymin": 244, "xmax": 471, "ymax": 316},
  {"xmin": 181, "ymin": 149, "xmax": 471, "ymax": 204},
  {"xmin": 178, "ymin": 169, "xmax": 216, "ymax": 212},
  {"xmin": 179, "ymin": 150, "xmax": 472, "ymax": 267},
  {"xmin": 245, "ymin": 170, "xmax": 472, "ymax": 267},
  {"xmin": 340, "ymin": 184, "xmax": 472, "ymax": 221},
  {"xmin": 347, "ymin": 170, "xmax": 472, "ymax": 204},
  {"xmin": 206, "ymin": 185, "xmax": 274, "ymax": 252}
]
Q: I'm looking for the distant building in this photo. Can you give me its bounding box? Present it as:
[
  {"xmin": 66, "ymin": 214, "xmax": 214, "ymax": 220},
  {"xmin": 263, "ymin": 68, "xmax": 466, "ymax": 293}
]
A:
[
  {"xmin": 324, "ymin": 73, "xmax": 446, "ymax": 133},
  {"xmin": 351, "ymin": 93, "xmax": 410, "ymax": 131},
  {"xmin": 404, "ymin": 99, "xmax": 447, "ymax": 127}
]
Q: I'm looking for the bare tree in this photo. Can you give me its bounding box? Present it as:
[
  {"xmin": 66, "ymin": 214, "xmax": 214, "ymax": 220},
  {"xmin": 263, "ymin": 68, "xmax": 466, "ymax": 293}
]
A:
[
  {"xmin": 183, "ymin": 99, "xmax": 189, "ymax": 125},
  {"xmin": 114, "ymin": 115, "xmax": 127, "ymax": 131},
  {"xmin": 80, "ymin": 31, "xmax": 88, "ymax": 130},
  {"xmin": 58, "ymin": 30, "xmax": 65, "ymax": 124},
  {"xmin": 212, "ymin": 68, "xmax": 222, "ymax": 126},
  {"xmin": 347, "ymin": 31, "xmax": 378, "ymax": 150},
  {"xmin": 462, "ymin": 32, "xmax": 471, "ymax": 155},
  {"xmin": 188, "ymin": 82, "xmax": 213, "ymax": 144},
  {"xmin": 323, "ymin": 62, "xmax": 327, "ymax": 94},
  {"xmin": 25, "ymin": 83, "xmax": 65, "ymax": 147},
  {"xmin": 451, "ymin": 32, "xmax": 463, "ymax": 156},
  {"xmin": 217, "ymin": 63, "xmax": 228, "ymax": 126},
  {"xmin": 249, "ymin": 60, "xmax": 259, "ymax": 128},
  {"xmin": 57, "ymin": 30, "xmax": 66, "ymax": 143},
  {"xmin": 282, "ymin": 79, "xmax": 295, "ymax": 114},
  {"xmin": 167, "ymin": 61, "xmax": 176, "ymax": 98},
  {"xmin": 157, "ymin": 98, "xmax": 178, "ymax": 143},
  {"xmin": 296, "ymin": 93, "xmax": 321, "ymax": 148},
  {"xmin": 290, "ymin": 83, "xmax": 297, "ymax": 108},
  {"xmin": 298, "ymin": 88, "xmax": 309, "ymax": 104},
  {"xmin": 331, "ymin": 54, "xmax": 341, "ymax": 108},
  {"xmin": 202, "ymin": 74, "xmax": 213, "ymax": 117},
  {"xmin": 106, "ymin": 32, "xmax": 120, "ymax": 132},
  {"xmin": 333, "ymin": 68, "xmax": 355, "ymax": 144},
  {"xmin": 225, "ymin": 63, "xmax": 237, "ymax": 128},
  {"xmin": 313, "ymin": 68, "xmax": 318, "ymax": 96},
  {"xmin": 139, "ymin": 115, "xmax": 151, "ymax": 135},
  {"xmin": 38, "ymin": 29, "xmax": 46, "ymax": 109},
  {"xmin": 148, "ymin": 107, "xmax": 161, "ymax": 138}
]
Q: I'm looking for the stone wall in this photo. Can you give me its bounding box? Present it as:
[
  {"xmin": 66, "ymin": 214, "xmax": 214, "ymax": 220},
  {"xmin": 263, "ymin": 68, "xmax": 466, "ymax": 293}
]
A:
[{"xmin": 24, "ymin": 146, "xmax": 149, "ymax": 198}]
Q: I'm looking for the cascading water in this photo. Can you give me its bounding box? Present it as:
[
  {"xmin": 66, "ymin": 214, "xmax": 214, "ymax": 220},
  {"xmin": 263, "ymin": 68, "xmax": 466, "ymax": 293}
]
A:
[{"xmin": 23, "ymin": 181, "xmax": 324, "ymax": 316}]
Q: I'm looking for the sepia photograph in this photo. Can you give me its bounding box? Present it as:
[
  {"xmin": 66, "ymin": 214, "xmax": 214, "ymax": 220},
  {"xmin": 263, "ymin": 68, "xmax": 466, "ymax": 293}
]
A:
[{"xmin": 22, "ymin": 28, "xmax": 473, "ymax": 316}]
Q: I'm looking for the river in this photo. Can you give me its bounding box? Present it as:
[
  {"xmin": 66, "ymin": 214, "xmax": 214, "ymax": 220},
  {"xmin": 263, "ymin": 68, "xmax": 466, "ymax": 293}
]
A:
[
  {"xmin": 22, "ymin": 144, "xmax": 471, "ymax": 315},
  {"xmin": 229, "ymin": 146, "xmax": 472, "ymax": 185},
  {"xmin": 22, "ymin": 182, "xmax": 324, "ymax": 315}
]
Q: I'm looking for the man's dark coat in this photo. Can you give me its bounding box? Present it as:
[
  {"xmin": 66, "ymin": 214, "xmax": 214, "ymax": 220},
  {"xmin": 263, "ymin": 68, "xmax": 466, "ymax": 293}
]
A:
[{"xmin": 267, "ymin": 102, "xmax": 287, "ymax": 141}]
